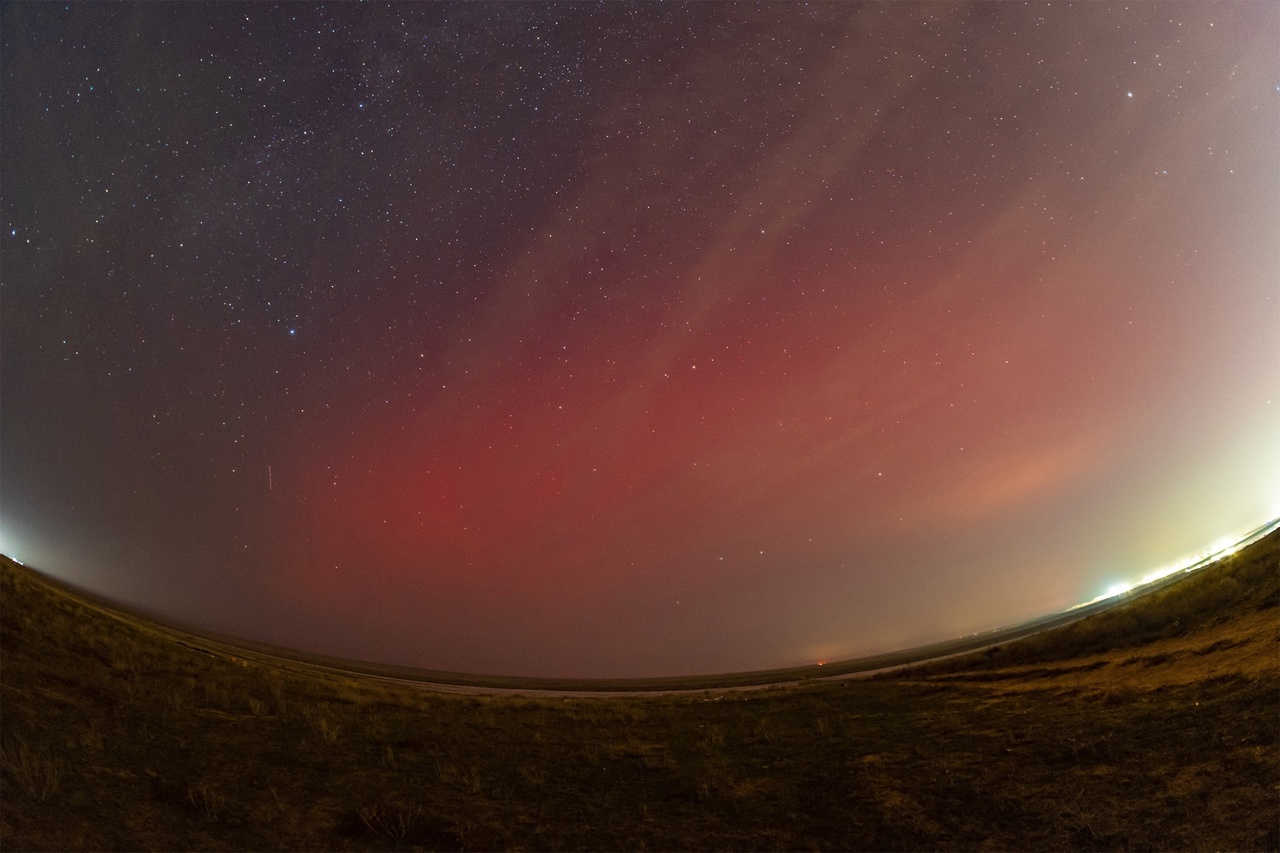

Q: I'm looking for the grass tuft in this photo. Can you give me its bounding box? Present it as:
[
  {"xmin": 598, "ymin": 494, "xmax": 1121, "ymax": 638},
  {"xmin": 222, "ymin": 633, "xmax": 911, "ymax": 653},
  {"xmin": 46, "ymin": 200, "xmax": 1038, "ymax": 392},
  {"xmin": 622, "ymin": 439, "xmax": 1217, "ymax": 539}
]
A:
[
  {"xmin": 357, "ymin": 800, "xmax": 422, "ymax": 840},
  {"xmin": 186, "ymin": 782, "xmax": 226, "ymax": 822},
  {"xmin": 1, "ymin": 739, "xmax": 62, "ymax": 802}
]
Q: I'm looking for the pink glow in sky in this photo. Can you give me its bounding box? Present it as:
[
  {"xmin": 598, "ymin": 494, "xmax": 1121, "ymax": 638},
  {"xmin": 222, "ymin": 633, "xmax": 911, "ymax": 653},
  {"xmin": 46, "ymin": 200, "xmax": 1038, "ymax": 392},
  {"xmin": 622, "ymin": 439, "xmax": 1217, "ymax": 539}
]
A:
[{"xmin": 3, "ymin": 3, "xmax": 1277, "ymax": 676}]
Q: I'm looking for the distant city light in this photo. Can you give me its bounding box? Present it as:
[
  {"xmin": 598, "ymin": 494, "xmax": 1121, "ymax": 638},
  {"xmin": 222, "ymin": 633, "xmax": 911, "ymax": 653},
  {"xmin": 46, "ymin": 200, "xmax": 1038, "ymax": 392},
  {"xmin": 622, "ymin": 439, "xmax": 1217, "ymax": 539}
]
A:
[{"xmin": 1088, "ymin": 518, "xmax": 1278, "ymax": 605}]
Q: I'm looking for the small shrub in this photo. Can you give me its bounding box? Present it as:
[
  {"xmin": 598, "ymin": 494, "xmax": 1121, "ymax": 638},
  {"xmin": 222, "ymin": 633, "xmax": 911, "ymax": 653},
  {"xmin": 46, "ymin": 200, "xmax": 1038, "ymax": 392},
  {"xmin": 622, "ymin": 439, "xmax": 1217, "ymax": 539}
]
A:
[
  {"xmin": 187, "ymin": 782, "xmax": 226, "ymax": 822},
  {"xmin": 696, "ymin": 762, "xmax": 737, "ymax": 801},
  {"xmin": 268, "ymin": 679, "xmax": 289, "ymax": 715},
  {"xmin": 753, "ymin": 716, "xmax": 773, "ymax": 743},
  {"xmin": 359, "ymin": 800, "xmax": 423, "ymax": 840},
  {"xmin": 698, "ymin": 724, "xmax": 725, "ymax": 753},
  {"xmin": 433, "ymin": 763, "xmax": 484, "ymax": 794},
  {"xmin": 303, "ymin": 703, "xmax": 342, "ymax": 743},
  {"xmin": 1, "ymin": 739, "xmax": 62, "ymax": 801},
  {"xmin": 201, "ymin": 681, "xmax": 229, "ymax": 709},
  {"xmin": 312, "ymin": 716, "xmax": 341, "ymax": 743},
  {"xmin": 167, "ymin": 688, "xmax": 192, "ymax": 713}
]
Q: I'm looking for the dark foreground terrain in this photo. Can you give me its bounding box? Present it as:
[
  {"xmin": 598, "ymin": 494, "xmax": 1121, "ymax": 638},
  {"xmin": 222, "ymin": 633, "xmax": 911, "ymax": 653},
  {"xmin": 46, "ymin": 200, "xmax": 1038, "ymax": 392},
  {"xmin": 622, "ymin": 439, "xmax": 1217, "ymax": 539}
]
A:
[{"xmin": 2, "ymin": 531, "xmax": 1277, "ymax": 851}]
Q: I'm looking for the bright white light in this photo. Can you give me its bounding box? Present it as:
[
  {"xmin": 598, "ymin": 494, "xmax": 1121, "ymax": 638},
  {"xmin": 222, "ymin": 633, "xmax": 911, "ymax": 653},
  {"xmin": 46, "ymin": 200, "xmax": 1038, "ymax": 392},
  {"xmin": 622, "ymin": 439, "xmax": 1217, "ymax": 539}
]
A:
[
  {"xmin": 1104, "ymin": 582, "xmax": 1132, "ymax": 599},
  {"xmin": 1082, "ymin": 521, "xmax": 1278, "ymax": 608},
  {"xmin": 1207, "ymin": 536, "xmax": 1236, "ymax": 555}
]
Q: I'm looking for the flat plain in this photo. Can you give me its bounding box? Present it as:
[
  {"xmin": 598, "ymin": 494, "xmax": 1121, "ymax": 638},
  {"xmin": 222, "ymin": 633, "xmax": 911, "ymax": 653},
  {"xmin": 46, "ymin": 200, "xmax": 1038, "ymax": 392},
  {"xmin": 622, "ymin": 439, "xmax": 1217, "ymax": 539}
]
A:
[{"xmin": 2, "ymin": 530, "xmax": 1276, "ymax": 850}]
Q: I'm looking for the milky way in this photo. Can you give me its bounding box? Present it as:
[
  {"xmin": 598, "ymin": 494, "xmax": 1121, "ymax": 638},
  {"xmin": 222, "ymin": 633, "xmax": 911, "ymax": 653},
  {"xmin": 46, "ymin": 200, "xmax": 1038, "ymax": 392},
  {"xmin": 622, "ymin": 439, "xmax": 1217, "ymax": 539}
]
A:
[{"xmin": 3, "ymin": 3, "xmax": 1277, "ymax": 676}]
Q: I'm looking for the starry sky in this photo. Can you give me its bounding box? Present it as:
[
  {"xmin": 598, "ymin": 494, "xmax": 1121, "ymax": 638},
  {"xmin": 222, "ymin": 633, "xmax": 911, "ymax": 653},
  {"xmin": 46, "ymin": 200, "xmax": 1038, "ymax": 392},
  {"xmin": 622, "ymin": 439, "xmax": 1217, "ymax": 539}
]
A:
[{"xmin": 2, "ymin": 3, "xmax": 1277, "ymax": 678}]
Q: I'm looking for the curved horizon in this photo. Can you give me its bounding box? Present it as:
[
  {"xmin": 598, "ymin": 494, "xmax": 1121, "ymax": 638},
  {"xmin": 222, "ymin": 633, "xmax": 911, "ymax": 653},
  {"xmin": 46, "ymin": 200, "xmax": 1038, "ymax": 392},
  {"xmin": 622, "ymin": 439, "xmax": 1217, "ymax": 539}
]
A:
[
  {"xmin": 3, "ymin": 3, "xmax": 1278, "ymax": 678},
  {"xmin": 4, "ymin": 519, "xmax": 1275, "ymax": 690}
]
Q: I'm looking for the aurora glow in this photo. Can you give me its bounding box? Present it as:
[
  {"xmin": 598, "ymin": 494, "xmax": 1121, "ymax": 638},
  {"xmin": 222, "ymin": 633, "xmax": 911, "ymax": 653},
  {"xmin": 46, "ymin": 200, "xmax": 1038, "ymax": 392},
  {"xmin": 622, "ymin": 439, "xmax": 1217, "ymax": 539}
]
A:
[{"xmin": 2, "ymin": 2, "xmax": 1277, "ymax": 677}]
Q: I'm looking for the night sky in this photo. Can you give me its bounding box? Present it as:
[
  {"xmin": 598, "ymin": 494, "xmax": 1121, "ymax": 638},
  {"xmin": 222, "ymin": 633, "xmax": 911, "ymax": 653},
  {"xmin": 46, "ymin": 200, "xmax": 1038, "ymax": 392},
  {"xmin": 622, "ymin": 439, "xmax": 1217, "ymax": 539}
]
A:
[{"xmin": 3, "ymin": 3, "xmax": 1277, "ymax": 678}]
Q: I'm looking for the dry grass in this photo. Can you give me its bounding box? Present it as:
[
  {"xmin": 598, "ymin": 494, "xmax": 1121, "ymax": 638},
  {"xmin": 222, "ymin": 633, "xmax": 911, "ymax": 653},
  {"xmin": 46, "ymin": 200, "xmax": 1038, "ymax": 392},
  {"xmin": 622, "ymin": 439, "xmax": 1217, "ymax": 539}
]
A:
[
  {"xmin": 0, "ymin": 739, "xmax": 62, "ymax": 802},
  {"xmin": 0, "ymin": 529, "xmax": 1276, "ymax": 850}
]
